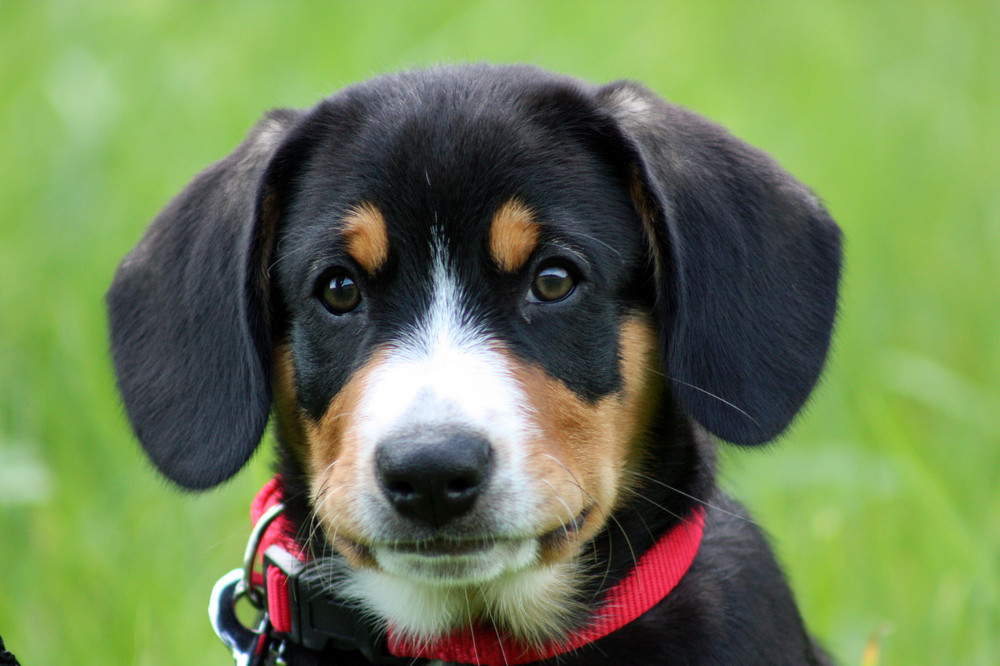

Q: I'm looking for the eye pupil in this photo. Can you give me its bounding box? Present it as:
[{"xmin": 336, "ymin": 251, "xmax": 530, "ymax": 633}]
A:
[
  {"xmin": 531, "ymin": 264, "xmax": 575, "ymax": 302},
  {"xmin": 321, "ymin": 274, "xmax": 361, "ymax": 313}
]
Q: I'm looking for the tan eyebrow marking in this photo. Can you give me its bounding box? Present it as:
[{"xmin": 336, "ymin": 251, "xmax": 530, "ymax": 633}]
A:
[
  {"xmin": 342, "ymin": 203, "xmax": 390, "ymax": 274},
  {"xmin": 489, "ymin": 198, "xmax": 541, "ymax": 272}
]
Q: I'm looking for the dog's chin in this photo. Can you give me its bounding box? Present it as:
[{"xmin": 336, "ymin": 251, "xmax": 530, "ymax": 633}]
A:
[
  {"xmin": 336, "ymin": 540, "xmax": 584, "ymax": 647},
  {"xmin": 373, "ymin": 538, "xmax": 539, "ymax": 585},
  {"xmin": 328, "ymin": 521, "xmax": 591, "ymax": 644}
]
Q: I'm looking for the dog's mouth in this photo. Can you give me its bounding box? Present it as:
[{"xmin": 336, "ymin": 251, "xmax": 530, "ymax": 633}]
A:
[
  {"xmin": 335, "ymin": 507, "xmax": 592, "ymax": 582},
  {"xmin": 382, "ymin": 537, "xmax": 503, "ymax": 557},
  {"xmin": 383, "ymin": 506, "xmax": 591, "ymax": 555},
  {"xmin": 345, "ymin": 507, "xmax": 591, "ymax": 556}
]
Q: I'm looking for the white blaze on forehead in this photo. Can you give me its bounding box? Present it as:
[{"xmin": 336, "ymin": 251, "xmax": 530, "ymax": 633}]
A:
[{"xmin": 357, "ymin": 234, "xmax": 528, "ymax": 447}]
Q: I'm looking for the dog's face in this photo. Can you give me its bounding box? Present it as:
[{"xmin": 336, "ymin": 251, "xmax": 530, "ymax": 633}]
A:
[
  {"xmin": 266, "ymin": 98, "xmax": 663, "ymax": 637},
  {"xmin": 276, "ymin": 101, "xmax": 653, "ymax": 573},
  {"xmin": 108, "ymin": 65, "xmax": 841, "ymax": 644}
]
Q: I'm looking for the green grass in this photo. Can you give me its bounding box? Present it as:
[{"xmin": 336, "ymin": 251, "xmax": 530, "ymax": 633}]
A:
[{"xmin": 2, "ymin": 1, "xmax": 998, "ymax": 663}]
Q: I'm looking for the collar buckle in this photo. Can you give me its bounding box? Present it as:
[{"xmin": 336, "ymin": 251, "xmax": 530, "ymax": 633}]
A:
[{"xmin": 262, "ymin": 545, "xmax": 401, "ymax": 664}]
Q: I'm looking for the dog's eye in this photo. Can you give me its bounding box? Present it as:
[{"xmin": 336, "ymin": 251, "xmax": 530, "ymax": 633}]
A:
[
  {"xmin": 530, "ymin": 263, "xmax": 576, "ymax": 302},
  {"xmin": 319, "ymin": 273, "xmax": 361, "ymax": 314}
]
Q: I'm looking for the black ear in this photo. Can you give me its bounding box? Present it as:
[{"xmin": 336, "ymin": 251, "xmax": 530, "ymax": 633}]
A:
[
  {"xmin": 107, "ymin": 108, "xmax": 305, "ymax": 489},
  {"xmin": 597, "ymin": 82, "xmax": 842, "ymax": 445}
]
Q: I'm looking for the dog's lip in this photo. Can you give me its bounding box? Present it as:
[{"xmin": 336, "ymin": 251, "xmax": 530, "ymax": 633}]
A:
[
  {"xmin": 382, "ymin": 537, "xmax": 502, "ymax": 557},
  {"xmin": 356, "ymin": 506, "xmax": 593, "ymax": 557}
]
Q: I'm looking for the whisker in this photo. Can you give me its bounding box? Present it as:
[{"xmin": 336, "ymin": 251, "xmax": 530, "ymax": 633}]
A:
[
  {"xmin": 540, "ymin": 454, "xmax": 590, "ymax": 509},
  {"xmin": 305, "ymin": 476, "xmax": 353, "ymax": 592},
  {"xmin": 557, "ymin": 230, "xmax": 624, "ymax": 264},
  {"xmin": 314, "ymin": 407, "xmax": 362, "ymax": 424},
  {"xmin": 661, "ymin": 374, "xmax": 760, "ymax": 427},
  {"xmin": 627, "ymin": 470, "xmax": 758, "ymax": 526},
  {"xmin": 463, "ymin": 588, "xmax": 480, "ymax": 666},
  {"xmin": 541, "ymin": 454, "xmax": 639, "ymax": 585},
  {"xmin": 304, "ymin": 459, "xmax": 348, "ymax": 557},
  {"xmin": 625, "ymin": 489, "xmax": 684, "ymax": 524},
  {"xmin": 269, "ymin": 235, "xmax": 324, "ymax": 275},
  {"xmin": 541, "ymin": 478, "xmax": 578, "ymax": 536},
  {"xmin": 485, "ymin": 596, "xmax": 510, "ymax": 666}
]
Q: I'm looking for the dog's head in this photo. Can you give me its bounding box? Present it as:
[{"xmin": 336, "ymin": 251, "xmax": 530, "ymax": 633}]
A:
[{"xmin": 108, "ymin": 65, "xmax": 840, "ymax": 643}]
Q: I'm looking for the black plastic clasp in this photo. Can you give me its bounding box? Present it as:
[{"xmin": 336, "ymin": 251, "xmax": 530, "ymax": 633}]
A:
[{"xmin": 262, "ymin": 546, "xmax": 401, "ymax": 664}]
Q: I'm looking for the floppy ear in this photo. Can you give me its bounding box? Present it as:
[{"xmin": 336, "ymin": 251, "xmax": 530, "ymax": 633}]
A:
[
  {"xmin": 107, "ymin": 108, "xmax": 305, "ymax": 489},
  {"xmin": 597, "ymin": 82, "xmax": 842, "ymax": 445}
]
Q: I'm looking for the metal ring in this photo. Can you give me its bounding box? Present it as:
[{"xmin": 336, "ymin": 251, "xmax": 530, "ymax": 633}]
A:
[{"xmin": 241, "ymin": 502, "xmax": 286, "ymax": 609}]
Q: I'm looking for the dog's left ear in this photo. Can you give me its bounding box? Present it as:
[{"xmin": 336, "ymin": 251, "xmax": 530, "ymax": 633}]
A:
[
  {"xmin": 107, "ymin": 108, "xmax": 307, "ymax": 489},
  {"xmin": 596, "ymin": 81, "xmax": 842, "ymax": 445}
]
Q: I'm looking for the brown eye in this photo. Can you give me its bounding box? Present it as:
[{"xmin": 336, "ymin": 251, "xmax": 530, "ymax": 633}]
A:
[
  {"xmin": 320, "ymin": 274, "xmax": 361, "ymax": 313},
  {"xmin": 530, "ymin": 264, "xmax": 576, "ymax": 302}
]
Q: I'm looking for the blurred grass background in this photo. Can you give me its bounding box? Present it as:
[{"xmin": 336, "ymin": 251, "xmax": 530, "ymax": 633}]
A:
[{"xmin": 1, "ymin": 1, "xmax": 998, "ymax": 663}]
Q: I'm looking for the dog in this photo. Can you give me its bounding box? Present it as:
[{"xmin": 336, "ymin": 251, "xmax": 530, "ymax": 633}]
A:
[{"xmin": 108, "ymin": 64, "xmax": 841, "ymax": 665}]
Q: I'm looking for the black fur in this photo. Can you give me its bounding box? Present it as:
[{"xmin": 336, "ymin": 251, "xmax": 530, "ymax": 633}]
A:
[{"xmin": 108, "ymin": 64, "xmax": 840, "ymax": 664}]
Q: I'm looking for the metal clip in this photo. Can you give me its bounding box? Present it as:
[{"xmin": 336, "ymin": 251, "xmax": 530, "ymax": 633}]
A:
[
  {"xmin": 209, "ymin": 568, "xmax": 271, "ymax": 666},
  {"xmin": 209, "ymin": 502, "xmax": 287, "ymax": 665}
]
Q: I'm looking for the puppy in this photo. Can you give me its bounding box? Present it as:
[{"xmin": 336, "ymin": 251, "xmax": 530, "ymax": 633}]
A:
[{"xmin": 108, "ymin": 64, "xmax": 840, "ymax": 665}]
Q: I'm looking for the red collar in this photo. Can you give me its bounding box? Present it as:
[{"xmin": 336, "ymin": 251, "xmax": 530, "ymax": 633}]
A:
[{"xmin": 251, "ymin": 477, "xmax": 704, "ymax": 665}]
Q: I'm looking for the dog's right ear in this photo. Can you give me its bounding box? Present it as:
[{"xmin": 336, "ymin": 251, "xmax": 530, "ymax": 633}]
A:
[
  {"xmin": 107, "ymin": 108, "xmax": 306, "ymax": 489},
  {"xmin": 594, "ymin": 81, "xmax": 842, "ymax": 447}
]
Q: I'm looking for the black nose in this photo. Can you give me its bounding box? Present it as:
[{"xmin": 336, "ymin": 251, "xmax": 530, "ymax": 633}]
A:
[{"xmin": 375, "ymin": 427, "xmax": 493, "ymax": 528}]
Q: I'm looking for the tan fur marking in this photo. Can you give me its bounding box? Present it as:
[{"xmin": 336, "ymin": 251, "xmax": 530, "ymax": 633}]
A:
[
  {"xmin": 489, "ymin": 198, "xmax": 541, "ymax": 272},
  {"xmin": 343, "ymin": 203, "xmax": 390, "ymax": 274},
  {"xmin": 302, "ymin": 350, "xmax": 388, "ymax": 567},
  {"xmin": 272, "ymin": 345, "xmax": 309, "ymax": 459},
  {"xmin": 629, "ymin": 168, "xmax": 662, "ymax": 285},
  {"xmin": 257, "ymin": 188, "xmax": 281, "ymax": 286},
  {"xmin": 507, "ymin": 314, "xmax": 661, "ymax": 565}
]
